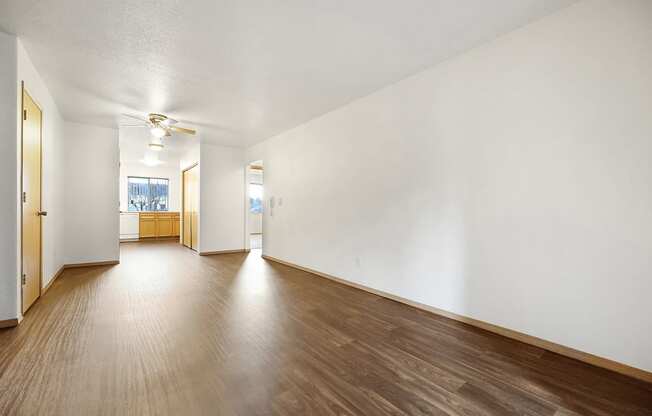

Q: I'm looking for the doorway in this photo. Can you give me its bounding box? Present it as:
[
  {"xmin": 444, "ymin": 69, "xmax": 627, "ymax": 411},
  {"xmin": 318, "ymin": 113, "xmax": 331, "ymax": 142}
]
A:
[
  {"xmin": 182, "ymin": 164, "xmax": 199, "ymax": 250},
  {"xmin": 247, "ymin": 161, "xmax": 263, "ymax": 250},
  {"xmin": 21, "ymin": 85, "xmax": 43, "ymax": 313}
]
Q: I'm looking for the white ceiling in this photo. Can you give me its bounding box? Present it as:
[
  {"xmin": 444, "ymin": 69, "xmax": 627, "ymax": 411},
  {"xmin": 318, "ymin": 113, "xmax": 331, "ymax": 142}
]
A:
[{"xmin": 0, "ymin": 0, "xmax": 576, "ymax": 147}]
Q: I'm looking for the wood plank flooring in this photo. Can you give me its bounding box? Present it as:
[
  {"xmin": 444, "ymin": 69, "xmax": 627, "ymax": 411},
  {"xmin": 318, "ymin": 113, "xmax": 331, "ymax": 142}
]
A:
[{"xmin": 0, "ymin": 241, "xmax": 650, "ymax": 415}]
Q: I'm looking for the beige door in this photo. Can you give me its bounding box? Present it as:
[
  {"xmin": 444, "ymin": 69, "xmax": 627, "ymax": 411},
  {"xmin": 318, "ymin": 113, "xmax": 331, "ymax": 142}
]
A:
[
  {"xmin": 190, "ymin": 167, "xmax": 199, "ymax": 250},
  {"xmin": 22, "ymin": 89, "xmax": 43, "ymax": 313},
  {"xmin": 182, "ymin": 164, "xmax": 199, "ymax": 250},
  {"xmin": 183, "ymin": 169, "xmax": 192, "ymax": 247}
]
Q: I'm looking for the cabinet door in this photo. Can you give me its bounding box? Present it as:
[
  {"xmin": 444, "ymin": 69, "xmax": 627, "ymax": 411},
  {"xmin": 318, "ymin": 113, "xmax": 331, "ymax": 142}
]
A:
[
  {"xmin": 158, "ymin": 215, "xmax": 173, "ymax": 237},
  {"xmin": 173, "ymin": 217, "xmax": 180, "ymax": 236},
  {"xmin": 139, "ymin": 214, "xmax": 157, "ymax": 238}
]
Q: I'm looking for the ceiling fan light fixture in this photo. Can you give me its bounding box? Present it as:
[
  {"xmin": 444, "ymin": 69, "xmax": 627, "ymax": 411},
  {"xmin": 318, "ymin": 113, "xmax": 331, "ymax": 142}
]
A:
[
  {"xmin": 148, "ymin": 137, "xmax": 164, "ymax": 151},
  {"xmin": 151, "ymin": 126, "xmax": 167, "ymax": 138},
  {"xmin": 141, "ymin": 152, "xmax": 164, "ymax": 167}
]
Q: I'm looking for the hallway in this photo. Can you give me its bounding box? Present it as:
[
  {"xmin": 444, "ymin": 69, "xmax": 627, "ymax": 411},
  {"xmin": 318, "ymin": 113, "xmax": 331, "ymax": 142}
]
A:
[{"xmin": 0, "ymin": 241, "xmax": 650, "ymax": 415}]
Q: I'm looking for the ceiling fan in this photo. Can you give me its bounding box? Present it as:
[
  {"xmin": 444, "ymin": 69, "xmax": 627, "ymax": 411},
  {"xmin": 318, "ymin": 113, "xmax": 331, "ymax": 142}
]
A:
[{"xmin": 121, "ymin": 113, "xmax": 196, "ymax": 150}]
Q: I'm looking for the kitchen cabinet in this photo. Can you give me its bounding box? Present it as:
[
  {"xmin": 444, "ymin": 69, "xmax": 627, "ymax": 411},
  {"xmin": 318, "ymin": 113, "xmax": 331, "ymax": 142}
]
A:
[{"xmin": 138, "ymin": 212, "xmax": 180, "ymax": 239}]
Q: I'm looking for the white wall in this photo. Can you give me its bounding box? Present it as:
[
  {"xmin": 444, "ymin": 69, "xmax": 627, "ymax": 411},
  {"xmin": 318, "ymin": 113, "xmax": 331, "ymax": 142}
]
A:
[
  {"xmin": 17, "ymin": 39, "xmax": 66, "ymax": 292},
  {"xmin": 0, "ymin": 34, "xmax": 67, "ymax": 321},
  {"xmin": 199, "ymin": 143, "xmax": 245, "ymax": 253},
  {"xmin": 0, "ymin": 32, "xmax": 18, "ymax": 321},
  {"xmin": 180, "ymin": 143, "xmax": 200, "ymax": 171},
  {"xmin": 247, "ymin": 0, "xmax": 652, "ymax": 372},
  {"xmin": 119, "ymin": 162, "xmax": 181, "ymax": 212},
  {"xmin": 64, "ymin": 122, "xmax": 119, "ymax": 264}
]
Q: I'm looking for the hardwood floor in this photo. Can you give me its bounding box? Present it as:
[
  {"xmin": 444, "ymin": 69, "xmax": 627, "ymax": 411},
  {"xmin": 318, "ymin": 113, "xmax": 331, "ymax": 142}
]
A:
[{"xmin": 0, "ymin": 241, "xmax": 650, "ymax": 415}]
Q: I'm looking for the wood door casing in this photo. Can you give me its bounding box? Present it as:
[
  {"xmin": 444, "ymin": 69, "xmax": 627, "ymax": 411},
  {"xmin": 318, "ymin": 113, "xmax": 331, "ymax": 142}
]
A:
[{"xmin": 21, "ymin": 88, "xmax": 42, "ymax": 314}]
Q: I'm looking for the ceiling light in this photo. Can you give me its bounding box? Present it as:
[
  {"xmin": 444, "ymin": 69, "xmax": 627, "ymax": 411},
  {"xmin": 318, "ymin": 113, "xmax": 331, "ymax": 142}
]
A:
[
  {"xmin": 142, "ymin": 159, "xmax": 163, "ymax": 167},
  {"xmin": 141, "ymin": 153, "xmax": 164, "ymax": 167},
  {"xmin": 151, "ymin": 126, "xmax": 167, "ymax": 138},
  {"xmin": 148, "ymin": 137, "xmax": 164, "ymax": 151}
]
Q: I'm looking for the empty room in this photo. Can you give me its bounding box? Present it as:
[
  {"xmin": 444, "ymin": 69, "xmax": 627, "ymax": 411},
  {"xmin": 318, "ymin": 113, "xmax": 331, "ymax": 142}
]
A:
[{"xmin": 0, "ymin": 1, "xmax": 651, "ymax": 415}]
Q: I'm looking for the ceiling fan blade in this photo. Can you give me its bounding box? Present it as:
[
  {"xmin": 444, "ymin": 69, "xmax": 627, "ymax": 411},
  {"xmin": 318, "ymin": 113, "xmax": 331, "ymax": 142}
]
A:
[
  {"xmin": 122, "ymin": 113, "xmax": 150, "ymax": 123},
  {"xmin": 170, "ymin": 126, "xmax": 196, "ymax": 135}
]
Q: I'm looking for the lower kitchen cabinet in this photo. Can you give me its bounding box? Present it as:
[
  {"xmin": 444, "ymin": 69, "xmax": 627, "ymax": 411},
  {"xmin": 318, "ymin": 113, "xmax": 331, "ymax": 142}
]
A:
[{"xmin": 139, "ymin": 212, "xmax": 180, "ymax": 239}]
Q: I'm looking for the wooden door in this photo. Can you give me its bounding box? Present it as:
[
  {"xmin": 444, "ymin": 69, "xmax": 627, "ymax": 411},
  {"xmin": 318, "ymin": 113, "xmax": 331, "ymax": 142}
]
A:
[
  {"xmin": 182, "ymin": 169, "xmax": 192, "ymax": 247},
  {"xmin": 22, "ymin": 89, "xmax": 42, "ymax": 313},
  {"xmin": 190, "ymin": 167, "xmax": 199, "ymax": 250},
  {"xmin": 182, "ymin": 164, "xmax": 199, "ymax": 250}
]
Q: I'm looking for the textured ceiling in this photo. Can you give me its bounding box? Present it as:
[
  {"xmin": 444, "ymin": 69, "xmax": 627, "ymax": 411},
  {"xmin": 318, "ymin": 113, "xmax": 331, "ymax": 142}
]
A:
[{"xmin": 0, "ymin": 0, "xmax": 576, "ymax": 147}]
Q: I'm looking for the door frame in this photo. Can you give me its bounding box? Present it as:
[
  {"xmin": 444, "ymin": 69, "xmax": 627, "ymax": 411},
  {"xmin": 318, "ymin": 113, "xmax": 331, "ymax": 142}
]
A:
[
  {"xmin": 181, "ymin": 163, "xmax": 198, "ymax": 250},
  {"xmin": 20, "ymin": 81, "xmax": 44, "ymax": 315},
  {"xmin": 244, "ymin": 161, "xmax": 263, "ymax": 251}
]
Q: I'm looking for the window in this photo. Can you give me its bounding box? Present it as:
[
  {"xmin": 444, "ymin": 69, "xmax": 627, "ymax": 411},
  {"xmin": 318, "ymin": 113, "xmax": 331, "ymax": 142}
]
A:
[
  {"xmin": 249, "ymin": 183, "xmax": 263, "ymax": 214},
  {"xmin": 128, "ymin": 177, "xmax": 169, "ymax": 212}
]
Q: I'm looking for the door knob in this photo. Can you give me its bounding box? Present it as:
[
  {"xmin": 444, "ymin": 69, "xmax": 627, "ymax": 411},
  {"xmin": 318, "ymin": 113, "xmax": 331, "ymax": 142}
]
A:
[{"xmin": 37, "ymin": 211, "xmax": 48, "ymax": 216}]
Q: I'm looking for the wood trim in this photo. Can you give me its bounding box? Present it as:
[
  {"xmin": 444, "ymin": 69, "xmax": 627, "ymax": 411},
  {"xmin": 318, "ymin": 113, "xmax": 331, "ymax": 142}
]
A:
[
  {"xmin": 0, "ymin": 319, "xmax": 19, "ymax": 329},
  {"xmin": 120, "ymin": 238, "xmax": 179, "ymax": 243},
  {"xmin": 42, "ymin": 265, "xmax": 65, "ymax": 294},
  {"xmin": 199, "ymin": 249, "xmax": 249, "ymax": 256},
  {"xmin": 120, "ymin": 236, "xmax": 180, "ymax": 243},
  {"xmin": 262, "ymin": 254, "xmax": 652, "ymax": 384},
  {"xmin": 119, "ymin": 238, "xmax": 141, "ymax": 243},
  {"xmin": 128, "ymin": 211, "xmax": 180, "ymax": 214},
  {"xmin": 182, "ymin": 162, "xmax": 199, "ymax": 173},
  {"xmin": 38, "ymin": 88, "xmax": 43, "ymax": 304},
  {"xmin": 63, "ymin": 260, "xmax": 120, "ymax": 269},
  {"xmin": 19, "ymin": 81, "xmax": 24, "ymax": 315},
  {"xmin": 11, "ymin": 261, "xmax": 119, "ymax": 327}
]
